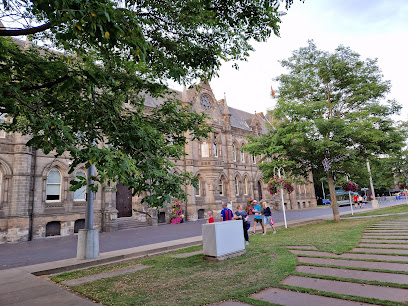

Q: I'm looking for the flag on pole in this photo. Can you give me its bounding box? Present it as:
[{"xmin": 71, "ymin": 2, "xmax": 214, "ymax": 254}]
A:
[{"xmin": 271, "ymin": 85, "xmax": 276, "ymax": 98}]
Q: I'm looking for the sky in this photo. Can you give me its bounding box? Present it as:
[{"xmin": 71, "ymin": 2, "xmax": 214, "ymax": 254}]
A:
[{"xmin": 187, "ymin": 0, "xmax": 408, "ymax": 121}]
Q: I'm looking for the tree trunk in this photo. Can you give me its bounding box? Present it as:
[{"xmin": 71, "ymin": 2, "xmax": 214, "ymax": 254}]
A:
[{"xmin": 327, "ymin": 171, "xmax": 340, "ymax": 222}]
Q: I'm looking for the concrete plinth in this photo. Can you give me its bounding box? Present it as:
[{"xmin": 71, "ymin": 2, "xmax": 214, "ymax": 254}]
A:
[
  {"xmin": 77, "ymin": 229, "xmax": 99, "ymax": 259},
  {"xmin": 202, "ymin": 220, "xmax": 245, "ymax": 260},
  {"xmin": 371, "ymin": 199, "xmax": 379, "ymax": 209}
]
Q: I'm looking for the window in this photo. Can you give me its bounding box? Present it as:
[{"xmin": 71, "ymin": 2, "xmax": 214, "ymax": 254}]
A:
[
  {"xmin": 200, "ymin": 95, "xmax": 212, "ymax": 110},
  {"xmin": 232, "ymin": 144, "xmax": 236, "ymax": 161},
  {"xmin": 213, "ymin": 133, "xmax": 220, "ymax": 157},
  {"xmin": 195, "ymin": 179, "xmax": 201, "ymax": 196},
  {"xmin": 0, "ymin": 114, "xmax": 6, "ymax": 138},
  {"xmin": 201, "ymin": 142, "xmax": 209, "ymax": 157},
  {"xmin": 73, "ymin": 170, "xmax": 86, "ymax": 201},
  {"xmin": 235, "ymin": 177, "xmax": 239, "ymax": 195},
  {"xmin": 219, "ymin": 179, "xmax": 224, "ymax": 196},
  {"xmin": 240, "ymin": 150, "xmax": 244, "ymax": 163},
  {"xmin": 46, "ymin": 168, "xmax": 61, "ymax": 201},
  {"xmin": 252, "ymin": 155, "xmax": 256, "ymax": 164},
  {"xmin": 213, "ymin": 142, "xmax": 218, "ymax": 157},
  {"xmin": 244, "ymin": 177, "xmax": 249, "ymax": 195},
  {"xmin": 0, "ymin": 170, "xmax": 2, "ymax": 203}
]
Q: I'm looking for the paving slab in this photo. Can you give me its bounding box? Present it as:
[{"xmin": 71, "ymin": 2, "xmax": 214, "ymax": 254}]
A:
[
  {"xmin": 352, "ymin": 247, "xmax": 408, "ymax": 254},
  {"xmin": 62, "ymin": 264, "xmax": 149, "ymax": 286},
  {"xmin": 359, "ymin": 243, "xmax": 408, "ymax": 249},
  {"xmin": 298, "ymin": 256, "xmax": 408, "ymax": 272},
  {"xmin": 281, "ymin": 275, "xmax": 408, "ymax": 302},
  {"xmin": 296, "ymin": 265, "xmax": 408, "ymax": 284},
  {"xmin": 361, "ymin": 238, "xmax": 408, "ymax": 244},
  {"xmin": 290, "ymin": 249, "xmax": 408, "ymax": 261},
  {"xmin": 361, "ymin": 235, "xmax": 408, "ymax": 239},
  {"xmin": 250, "ymin": 287, "xmax": 371, "ymax": 306},
  {"xmin": 171, "ymin": 250, "xmax": 203, "ymax": 258},
  {"xmin": 0, "ymin": 270, "xmax": 94, "ymax": 305},
  {"xmin": 213, "ymin": 302, "xmax": 250, "ymax": 306},
  {"xmin": 364, "ymin": 230, "xmax": 408, "ymax": 233},
  {"xmin": 283, "ymin": 245, "xmax": 318, "ymax": 250}
]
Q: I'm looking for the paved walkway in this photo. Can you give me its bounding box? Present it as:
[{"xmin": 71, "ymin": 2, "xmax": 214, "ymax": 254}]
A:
[
  {"xmin": 0, "ymin": 202, "xmax": 407, "ymax": 305},
  {"xmin": 219, "ymin": 217, "xmax": 408, "ymax": 305}
]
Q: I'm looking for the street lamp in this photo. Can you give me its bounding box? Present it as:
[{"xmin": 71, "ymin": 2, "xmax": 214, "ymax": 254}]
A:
[{"xmin": 274, "ymin": 167, "xmax": 287, "ymax": 229}]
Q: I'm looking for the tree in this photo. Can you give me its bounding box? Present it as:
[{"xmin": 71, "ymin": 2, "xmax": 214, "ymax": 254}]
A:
[
  {"xmin": 245, "ymin": 40, "xmax": 406, "ymax": 221},
  {"xmin": 0, "ymin": 0, "xmax": 297, "ymax": 207}
]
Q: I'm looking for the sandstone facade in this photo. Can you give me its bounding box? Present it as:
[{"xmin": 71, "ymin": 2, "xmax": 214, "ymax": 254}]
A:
[{"xmin": 0, "ymin": 83, "xmax": 316, "ymax": 243}]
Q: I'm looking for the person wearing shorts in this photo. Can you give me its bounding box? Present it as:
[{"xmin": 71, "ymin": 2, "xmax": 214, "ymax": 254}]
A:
[
  {"xmin": 252, "ymin": 200, "xmax": 265, "ymax": 234},
  {"xmin": 261, "ymin": 201, "xmax": 276, "ymax": 235}
]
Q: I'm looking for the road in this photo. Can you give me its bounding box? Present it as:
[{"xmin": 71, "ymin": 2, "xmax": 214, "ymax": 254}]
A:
[{"xmin": 0, "ymin": 198, "xmax": 406, "ymax": 270}]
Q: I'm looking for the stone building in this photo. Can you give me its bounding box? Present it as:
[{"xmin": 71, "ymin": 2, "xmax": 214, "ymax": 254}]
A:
[{"xmin": 0, "ymin": 82, "xmax": 316, "ymax": 243}]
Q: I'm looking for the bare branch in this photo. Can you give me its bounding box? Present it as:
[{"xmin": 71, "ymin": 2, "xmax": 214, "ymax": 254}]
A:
[{"xmin": 0, "ymin": 22, "xmax": 51, "ymax": 36}]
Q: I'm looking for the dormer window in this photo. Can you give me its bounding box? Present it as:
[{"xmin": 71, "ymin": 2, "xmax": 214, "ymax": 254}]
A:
[{"xmin": 200, "ymin": 95, "xmax": 211, "ymax": 110}]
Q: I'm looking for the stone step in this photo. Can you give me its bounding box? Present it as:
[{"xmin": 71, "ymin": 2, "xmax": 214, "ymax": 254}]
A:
[
  {"xmin": 250, "ymin": 287, "xmax": 372, "ymax": 306},
  {"xmin": 361, "ymin": 235, "xmax": 408, "ymax": 239},
  {"xmin": 361, "ymin": 238, "xmax": 408, "ymax": 244},
  {"xmin": 364, "ymin": 230, "xmax": 408, "ymax": 232},
  {"xmin": 298, "ymin": 256, "xmax": 408, "ymax": 272},
  {"xmin": 352, "ymin": 247, "xmax": 408, "ymax": 254},
  {"xmin": 111, "ymin": 217, "xmax": 148, "ymax": 230},
  {"xmin": 281, "ymin": 275, "xmax": 408, "ymax": 302},
  {"xmin": 359, "ymin": 243, "xmax": 408, "ymax": 249},
  {"xmin": 296, "ymin": 265, "xmax": 408, "ymax": 284},
  {"xmin": 62, "ymin": 264, "xmax": 149, "ymax": 286},
  {"xmin": 290, "ymin": 249, "xmax": 408, "ymax": 262}
]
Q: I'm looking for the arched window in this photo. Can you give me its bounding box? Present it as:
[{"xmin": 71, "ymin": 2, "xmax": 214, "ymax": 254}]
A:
[
  {"xmin": 201, "ymin": 142, "xmax": 209, "ymax": 158},
  {"xmin": 0, "ymin": 169, "xmax": 3, "ymax": 203},
  {"xmin": 0, "ymin": 113, "xmax": 6, "ymax": 138},
  {"xmin": 232, "ymin": 144, "xmax": 236, "ymax": 161},
  {"xmin": 252, "ymin": 155, "xmax": 256, "ymax": 164},
  {"xmin": 235, "ymin": 177, "xmax": 239, "ymax": 195},
  {"xmin": 46, "ymin": 168, "xmax": 61, "ymax": 201},
  {"xmin": 219, "ymin": 178, "xmax": 224, "ymax": 196},
  {"xmin": 240, "ymin": 149, "xmax": 244, "ymax": 163},
  {"xmin": 244, "ymin": 177, "xmax": 249, "ymax": 195},
  {"xmin": 195, "ymin": 177, "xmax": 201, "ymax": 196},
  {"xmin": 73, "ymin": 170, "xmax": 86, "ymax": 201}
]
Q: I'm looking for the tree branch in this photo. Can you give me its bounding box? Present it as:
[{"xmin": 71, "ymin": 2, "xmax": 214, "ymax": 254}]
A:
[
  {"xmin": 21, "ymin": 74, "xmax": 70, "ymax": 91},
  {"xmin": 0, "ymin": 22, "xmax": 52, "ymax": 36}
]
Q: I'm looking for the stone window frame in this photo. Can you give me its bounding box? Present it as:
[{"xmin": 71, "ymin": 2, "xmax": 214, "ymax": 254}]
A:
[
  {"xmin": 234, "ymin": 176, "xmax": 240, "ymax": 196},
  {"xmin": 0, "ymin": 159, "xmax": 12, "ymax": 207},
  {"xmin": 218, "ymin": 175, "xmax": 227, "ymax": 196},
  {"xmin": 200, "ymin": 94, "xmax": 212, "ymax": 110},
  {"xmin": 232, "ymin": 143, "xmax": 237, "ymax": 162},
  {"xmin": 0, "ymin": 114, "xmax": 7, "ymax": 139},
  {"xmin": 46, "ymin": 168, "xmax": 62, "ymax": 202},
  {"xmin": 240, "ymin": 142, "xmax": 245, "ymax": 163},
  {"xmin": 73, "ymin": 169, "xmax": 87, "ymax": 201},
  {"xmin": 244, "ymin": 176, "xmax": 249, "ymax": 195}
]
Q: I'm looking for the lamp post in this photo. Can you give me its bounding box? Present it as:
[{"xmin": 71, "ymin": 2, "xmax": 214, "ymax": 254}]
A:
[
  {"xmin": 366, "ymin": 159, "xmax": 379, "ymax": 208},
  {"xmin": 274, "ymin": 167, "xmax": 287, "ymax": 229},
  {"xmin": 77, "ymin": 161, "xmax": 99, "ymax": 259},
  {"xmin": 346, "ymin": 175, "xmax": 354, "ymax": 216}
]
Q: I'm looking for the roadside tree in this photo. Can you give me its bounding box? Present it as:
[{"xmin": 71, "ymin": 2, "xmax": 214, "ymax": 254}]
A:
[
  {"xmin": 0, "ymin": 0, "xmax": 296, "ymax": 207},
  {"xmin": 245, "ymin": 41, "xmax": 406, "ymax": 221}
]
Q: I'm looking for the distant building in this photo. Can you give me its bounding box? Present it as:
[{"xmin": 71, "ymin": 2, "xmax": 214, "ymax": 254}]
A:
[{"xmin": 0, "ymin": 82, "xmax": 316, "ymax": 243}]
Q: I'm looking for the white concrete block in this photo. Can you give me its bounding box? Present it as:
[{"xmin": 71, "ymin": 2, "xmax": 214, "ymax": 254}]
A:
[{"xmin": 202, "ymin": 220, "xmax": 245, "ymax": 258}]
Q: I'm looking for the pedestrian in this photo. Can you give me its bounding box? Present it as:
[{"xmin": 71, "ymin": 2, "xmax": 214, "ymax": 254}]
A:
[
  {"xmin": 261, "ymin": 201, "xmax": 276, "ymax": 235},
  {"xmin": 220, "ymin": 201, "xmax": 233, "ymax": 221},
  {"xmin": 353, "ymin": 194, "xmax": 358, "ymax": 208},
  {"xmin": 207, "ymin": 211, "xmax": 214, "ymax": 223},
  {"xmin": 252, "ymin": 200, "xmax": 265, "ymax": 234},
  {"xmin": 358, "ymin": 194, "xmax": 363, "ymax": 208},
  {"xmin": 234, "ymin": 204, "xmax": 249, "ymax": 245}
]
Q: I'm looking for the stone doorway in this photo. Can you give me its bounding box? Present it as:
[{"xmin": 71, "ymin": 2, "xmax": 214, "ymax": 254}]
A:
[{"xmin": 116, "ymin": 183, "xmax": 133, "ymax": 218}]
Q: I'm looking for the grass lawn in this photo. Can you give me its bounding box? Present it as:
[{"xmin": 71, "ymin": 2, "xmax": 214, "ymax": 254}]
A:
[
  {"xmin": 342, "ymin": 203, "xmax": 408, "ymax": 218},
  {"xmin": 51, "ymin": 211, "xmax": 408, "ymax": 305}
]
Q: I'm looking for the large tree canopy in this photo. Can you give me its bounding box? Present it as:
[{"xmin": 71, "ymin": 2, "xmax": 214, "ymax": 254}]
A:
[
  {"xmin": 245, "ymin": 40, "xmax": 406, "ymax": 221},
  {"xmin": 0, "ymin": 0, "xmax": 297, "ymax": 207}
]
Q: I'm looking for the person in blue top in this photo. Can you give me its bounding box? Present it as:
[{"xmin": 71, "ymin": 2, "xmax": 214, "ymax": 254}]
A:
[
  {"xmin": 220, "ymin": 202, "xmax": 233, "ymax": 221},
  {"xmin": 252, "ymin": 200, "xmax": 265, "ymax": 234}
]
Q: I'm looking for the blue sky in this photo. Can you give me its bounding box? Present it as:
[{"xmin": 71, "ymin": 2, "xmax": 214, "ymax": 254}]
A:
[{"xmin": 205, "ymin": 0, "xmax": 408, "ymax": 121}]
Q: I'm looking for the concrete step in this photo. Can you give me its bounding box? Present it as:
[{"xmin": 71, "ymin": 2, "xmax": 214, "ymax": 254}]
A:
[
  {"xmin": 111, "ymin": 217, "xmax": 148, "ymax": 230},
  {"xmin": 296, "ymin": 265, "xmax": 408, "ymax": 284},
  {"xmin": 361, "ymin": 238, "xmax": 408, "ymax": 244},
  {"xmin": 298, "ymin": 256, "xmax": 408, "ymax": 272},
  {"xmin": 250, "ymin": 287, "xmax": 372, "ymax": 306},
  {"xmin": 352, "ymin": 247, "xmax": 408, "ymax": 254},
  {"xmin": 290, "ymin": 249, "xmax": 408, "ymax": 262},
  {"xmin": 281, "ymin": 275, "xmax": 408, "ymax": 302},
  {"xmin": 359, "ymin": 243, "xmax": 408, "ymax": 249}
]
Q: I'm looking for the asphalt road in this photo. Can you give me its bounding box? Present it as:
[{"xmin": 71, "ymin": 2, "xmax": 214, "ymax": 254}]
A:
[{"xmin": 0, "ymin": 198, "xmax": 406, "ymax": 270}]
